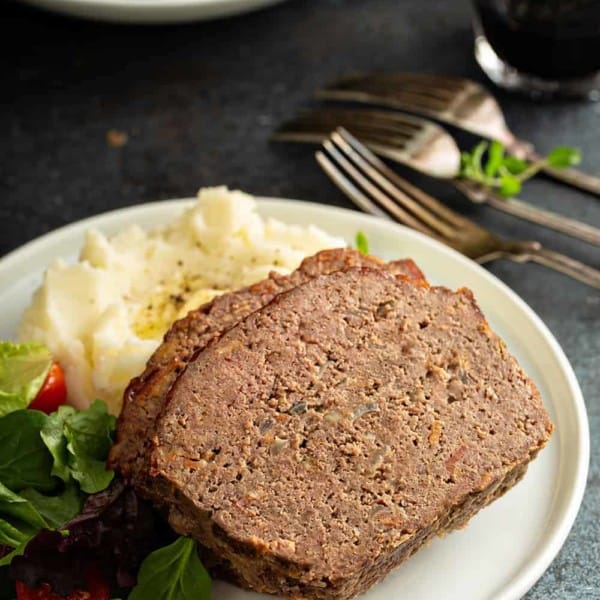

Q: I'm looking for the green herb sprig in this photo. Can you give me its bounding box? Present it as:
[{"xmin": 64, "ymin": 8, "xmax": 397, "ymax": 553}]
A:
[
  {"xmin": 460, "ymin": 141, "xmax": 581, "ymax": 197},
  {"xmin": 355, "ymin": 231, "xmax": 369, "ymax": 255}
]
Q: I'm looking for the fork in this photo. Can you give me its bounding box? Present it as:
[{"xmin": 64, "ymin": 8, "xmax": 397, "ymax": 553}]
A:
[
  {"xmin": 317, "ymin": 72, "xmax": 600, "ymax": 196},
  {"xmin": 316, "ymin": 128, "xmax": 600, "ymax": 289},
  {"xmin": 275, "ymin": 107, "xmax": 600, "ymax": 246}
]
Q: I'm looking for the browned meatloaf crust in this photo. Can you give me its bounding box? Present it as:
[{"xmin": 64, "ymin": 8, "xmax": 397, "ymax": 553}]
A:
[
  {"xmin": 108, "ymin": 248, "xmax": 425, "ymax": 489},
  {"xmin": 150, "ymin": 268, "xmax": 553, "ymax": 600}
]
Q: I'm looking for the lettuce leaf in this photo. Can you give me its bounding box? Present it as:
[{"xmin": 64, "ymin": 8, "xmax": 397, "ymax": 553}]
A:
[
  {"xmin": 20, "ymin": 484, "xmax": 83, "ymax": 530},
  {"xmin": 39, "ymin": 406, "xmax": 72, "ymax": 483},
  {"xmin": 0, "ymin": 410, "xmax": 55, "ymax": 493},
  {"xmin": 0, "ymin": 483, "xmax": 48, "ymax": 535},
  {"xmin": 0, "ymin": 342, "xmax": 52, "ymax": 418},
  {"xmin": 63, "ymin": 401, "xmax": 116, "ymax": 494},
  {"xmin": 41, "ymin": 401, "xmax": 116, "ymax": 494},
  {"xmin": 9, "ymin": 481, "xmax": 166, "ymax": 595}
]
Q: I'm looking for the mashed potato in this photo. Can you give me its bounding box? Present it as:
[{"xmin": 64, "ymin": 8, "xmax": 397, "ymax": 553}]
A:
[{"xmin": 19, "ymin": 187, "xmax": 344, "ymax": 413}]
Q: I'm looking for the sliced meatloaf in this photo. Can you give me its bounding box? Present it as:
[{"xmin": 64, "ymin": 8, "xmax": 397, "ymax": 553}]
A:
[
  {"xmin": 150, "ymin": 268, "xmax": 553, "ymax": 600},
  {"xmin": 109, "ymin": 248, "xmax": 425, "ymax": 489}
]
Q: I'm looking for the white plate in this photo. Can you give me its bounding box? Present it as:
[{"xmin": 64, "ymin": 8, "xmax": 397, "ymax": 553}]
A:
[
  {"xmin": 0, "ymin": 198, "xmax": 589, "ymax": 600},
  {"xmin": 18, "ymin": 0, "xmax": 289, "ymax": 24}
]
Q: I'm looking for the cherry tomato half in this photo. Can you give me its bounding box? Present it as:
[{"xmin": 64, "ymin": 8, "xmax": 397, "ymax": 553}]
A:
[
  {"xmin": 15, "ymin": 566, "xmax": 109, "ymax": 600},
  {"xmin": 28, "ymin": 362, "xmax": 67, "ymax": 414}
]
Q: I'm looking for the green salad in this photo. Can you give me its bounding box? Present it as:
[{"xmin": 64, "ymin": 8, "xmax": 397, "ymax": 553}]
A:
[{"xmin": 0, "ymin": 341, "xmax": 210, "ymax": 600}]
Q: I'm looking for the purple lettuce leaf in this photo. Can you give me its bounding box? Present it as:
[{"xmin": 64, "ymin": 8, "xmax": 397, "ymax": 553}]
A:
[{"xmin": 9, "ymin": 478, "xmax": 172, "ymax": 596}]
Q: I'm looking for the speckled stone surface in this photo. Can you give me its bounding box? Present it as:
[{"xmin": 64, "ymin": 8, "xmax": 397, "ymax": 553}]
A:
[{"xmin": 2, "ymin": 0, "xmax": 599, "ymax": 597}]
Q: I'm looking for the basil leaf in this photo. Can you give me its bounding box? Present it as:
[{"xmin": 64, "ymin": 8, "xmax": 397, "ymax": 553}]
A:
[
  {"xmin": 355, "ymin": 231, "xmax": 369, "ymax": 256},
  {"xmin": 20, "ymin": 484, "xmax": 83, "ymax": 529},
  {"xmin": 128, "ymin": 537, "xmax": 211, "ymax": 600},
  {"xmin": 0, "ymin": 342, "xmax": 52, "ymax": 418},
  {"xmin": 546, "ymin": 146, "xmax": 582, "ymax": 168},
  {"xmin": 0, "ymin": 411, "xmax": 55, "ymax": 493},
  {"xmin": 484, "ymin": 140, "xmax": 505, "ymax": 176}
]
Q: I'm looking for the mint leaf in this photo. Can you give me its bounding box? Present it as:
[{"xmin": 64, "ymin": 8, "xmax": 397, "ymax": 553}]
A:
[
  {"xmin": 355, "ymin": 231, "xmax": 369, "ymax": 255},
  {"xmin": 546, "ymin": 146, "xmax": 582, "ymax": 168},
  {"xmin": 0, "ymin": 342, "xmax": 52, "ymax": 418},
  {"xmin": 0, "ymin": 410, "xmax": 55, "ymax": 493},
  {"xmin": 128, "ymin": 537, "xmax": 211, "ymax": 600},
  {"xmin": 485, "ymin": 140, "xmax": 505, "ymax": 176}
]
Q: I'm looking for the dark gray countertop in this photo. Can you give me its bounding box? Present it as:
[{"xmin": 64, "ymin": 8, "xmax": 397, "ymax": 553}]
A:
[{"xmin": 2, "ymin": 0, "xmax": 599, "ymax": 597}]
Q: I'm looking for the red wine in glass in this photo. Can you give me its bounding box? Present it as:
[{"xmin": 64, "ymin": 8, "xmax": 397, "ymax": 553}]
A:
[{"xmin": 472, "ymin": 0, "xmax": 600, "ymax": 98}]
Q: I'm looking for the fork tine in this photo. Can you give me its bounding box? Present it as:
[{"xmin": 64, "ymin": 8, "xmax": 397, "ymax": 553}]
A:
[
  {"xmin": 275, "ymin": 107, "xmax": 462, "ymax": 179},
  {"xmin": 279, "ymin": 126, "xmax": 416, "ymax": 174},
  {"xmin": 332, "ymin": 71, "xmax": 468, "ymax": 89},
  {"xmin": 318, "ymin": 72, "xmax": 518, "ymax": 146},
  {"xmin": 277, "ymin": 108, "xmax": 426, "ymax": 140},
  {"xmin": 336, "ymin": 128, "xmax": 469, "ymax": 230},
  {"xmin": 318, "ymin": 87, "xmax": 450, "ymax": 114},
  {"xmin": 323, "ymin": 72, "xmax": 469, "ymax": 98},
  {"xmin": 315, "ymin": 151, "xmax": 389, "ymax": 220},
  {"xmin": 277, "ymin": 120, "xmax": 414, "ymax": 144},
  {"xmin": 329, "ymin": 131, "xmax": 461, "ymax": 240},
  {"xmin": 318, "ymin": 72, "xmax": 468, "ymax": 113},
  {"xmin": 318, "ymin": 131, "xmax": 600, "ymax": 288},
  {"xmin": 324, "ymin": 74, "xmax": 600, "ymax": 196},
  {"xmin": 318, "ymin": 141, "xmax": 436, "ymax": 236}
]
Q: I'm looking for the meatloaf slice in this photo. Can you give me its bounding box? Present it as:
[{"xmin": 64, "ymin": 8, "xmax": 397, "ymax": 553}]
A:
[
  {"xmin": 150, "ymin": 268, "xmax": 553, "ymax": 600},
  {"xmin": 109, "ymin": 248, "xmax": 425, "ymax": 489}
]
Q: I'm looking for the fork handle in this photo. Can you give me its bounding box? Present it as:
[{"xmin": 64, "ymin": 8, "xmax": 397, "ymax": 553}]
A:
[
  {"xmin": 501, "ymin": 241, "xmax": 600, "ymax": 289},
  {"xmin": 453, "ymin": 179, "xmax": 600, "ymax": 246},
  {"xmin": 539, "ymin": 164, "xmax": 600, "ymax": 197},
  {"xmin": 505, "ymin": 139, "xmax": 600, "ymax": 197}
]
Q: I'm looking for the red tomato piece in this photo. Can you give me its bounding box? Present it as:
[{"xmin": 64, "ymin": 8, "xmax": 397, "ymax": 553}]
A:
[
  {"xmin": 28, "ymin": 362, "xmax": 67, "ymax": 414},
  {"xmin": 15, "ymin": 566, "xmax": 109, "ymax": 600}
]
